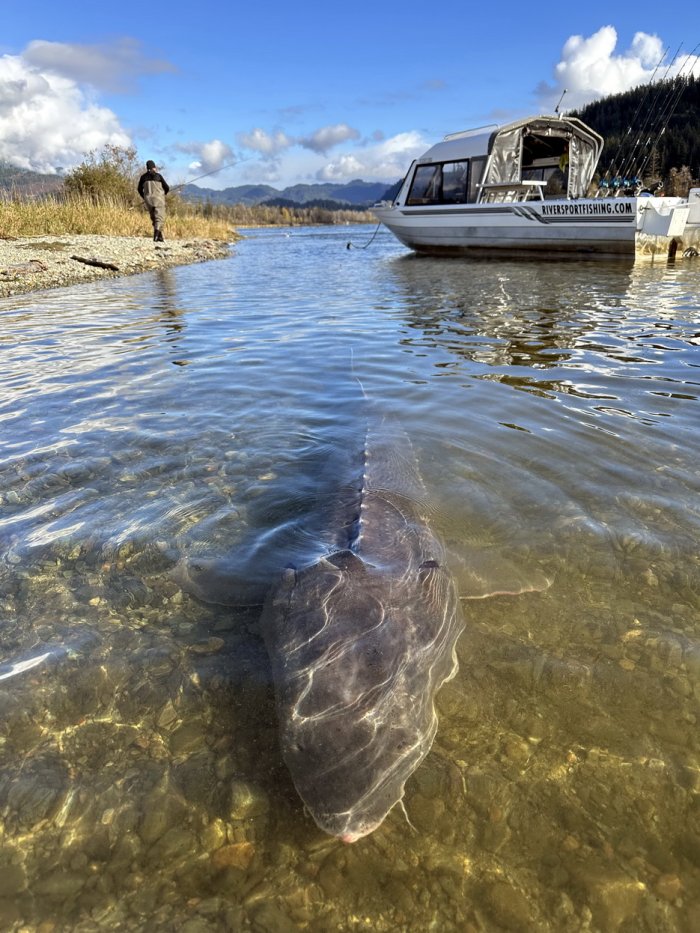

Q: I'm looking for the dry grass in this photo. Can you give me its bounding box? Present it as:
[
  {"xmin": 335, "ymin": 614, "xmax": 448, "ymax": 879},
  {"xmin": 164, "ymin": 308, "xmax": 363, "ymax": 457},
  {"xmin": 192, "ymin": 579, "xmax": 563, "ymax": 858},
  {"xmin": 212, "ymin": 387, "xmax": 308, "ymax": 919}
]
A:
[{"xmin": 0, "ymin": 192, "xmax": 234, "ymax": 240}]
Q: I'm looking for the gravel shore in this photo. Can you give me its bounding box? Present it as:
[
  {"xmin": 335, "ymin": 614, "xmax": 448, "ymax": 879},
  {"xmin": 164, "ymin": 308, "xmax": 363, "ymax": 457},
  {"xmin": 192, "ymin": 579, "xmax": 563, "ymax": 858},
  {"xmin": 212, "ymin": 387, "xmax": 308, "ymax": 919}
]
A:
[{"xmin": 0, "ymin": 234, "xmax": 232, "ymax": 297}]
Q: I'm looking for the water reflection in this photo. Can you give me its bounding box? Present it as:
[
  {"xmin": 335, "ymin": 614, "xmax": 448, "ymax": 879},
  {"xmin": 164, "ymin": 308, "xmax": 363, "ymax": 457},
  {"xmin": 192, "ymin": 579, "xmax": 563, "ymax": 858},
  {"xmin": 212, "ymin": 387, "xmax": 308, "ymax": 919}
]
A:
[
  {"xmin": 388, "ymin": 254, "xmax": 699, "ymax": 427},
  {"xmin": 151, "ymin": 268, "xmax": 189, "ymax": 365}
]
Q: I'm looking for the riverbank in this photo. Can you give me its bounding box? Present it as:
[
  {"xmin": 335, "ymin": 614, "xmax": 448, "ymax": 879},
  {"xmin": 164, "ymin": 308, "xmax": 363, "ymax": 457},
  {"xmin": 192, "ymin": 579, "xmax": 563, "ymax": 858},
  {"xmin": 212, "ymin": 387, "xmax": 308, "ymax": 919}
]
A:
[{"xmin": 0, "ymin": 234, "xmax": 233, "ymax": 298}]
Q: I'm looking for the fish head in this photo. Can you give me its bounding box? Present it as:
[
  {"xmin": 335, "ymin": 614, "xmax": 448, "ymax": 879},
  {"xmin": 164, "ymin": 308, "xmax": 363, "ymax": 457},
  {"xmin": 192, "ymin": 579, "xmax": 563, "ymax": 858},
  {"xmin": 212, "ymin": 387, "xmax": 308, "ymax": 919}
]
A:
[
  {"xmin": 262, "ymin": 548, "xmax": 460, "ymax": 842},
  {"xmin": 170, "ymin": 554, "xmax": 268, "ymax": 606}
]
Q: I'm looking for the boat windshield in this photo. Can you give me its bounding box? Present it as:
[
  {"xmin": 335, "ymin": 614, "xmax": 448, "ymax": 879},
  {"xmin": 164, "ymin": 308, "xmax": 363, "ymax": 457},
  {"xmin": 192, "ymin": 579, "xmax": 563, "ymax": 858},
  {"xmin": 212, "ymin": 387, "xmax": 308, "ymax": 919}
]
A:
[{"xmin": 406, "ymin": 161, "xmax": 471, "ymax": 205}]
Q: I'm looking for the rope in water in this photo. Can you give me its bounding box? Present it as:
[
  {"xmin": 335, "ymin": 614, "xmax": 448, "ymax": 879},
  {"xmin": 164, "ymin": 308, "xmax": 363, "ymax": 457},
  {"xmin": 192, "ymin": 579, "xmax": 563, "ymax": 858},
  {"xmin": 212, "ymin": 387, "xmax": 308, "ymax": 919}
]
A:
[{"xmin": 346, "ymin": 222, "xmax": 382, "ymax": 250}]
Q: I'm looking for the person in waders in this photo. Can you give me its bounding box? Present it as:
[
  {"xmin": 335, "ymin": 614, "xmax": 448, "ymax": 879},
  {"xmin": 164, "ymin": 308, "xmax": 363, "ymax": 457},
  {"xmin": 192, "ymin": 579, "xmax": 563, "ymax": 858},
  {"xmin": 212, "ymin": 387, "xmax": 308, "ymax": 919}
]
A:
[{"xmin": 138, "ymin": 160, "xmax": 170, "ymax": 242}]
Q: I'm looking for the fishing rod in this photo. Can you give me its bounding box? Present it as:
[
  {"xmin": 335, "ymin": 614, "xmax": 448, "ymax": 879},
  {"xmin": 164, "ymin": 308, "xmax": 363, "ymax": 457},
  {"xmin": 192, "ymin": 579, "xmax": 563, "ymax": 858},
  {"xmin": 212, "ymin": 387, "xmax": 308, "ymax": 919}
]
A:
[
  {"xmin": 635, "ymin": 44, "xmax": 700, "ymax": 181},
  {"xmin": 173, "ymin": 159, "xmax": 241, "ymax": 190},
  {"xmin": 167, "ymin": 154, "xmax": 251, "ymax": 192},
  {"xmin": 612, "ymin": 43, "xmax": 683, "ymax": 187},
  {"xmin": 600, "ymin": 45, "xmax": 669, "ymax": 188}
]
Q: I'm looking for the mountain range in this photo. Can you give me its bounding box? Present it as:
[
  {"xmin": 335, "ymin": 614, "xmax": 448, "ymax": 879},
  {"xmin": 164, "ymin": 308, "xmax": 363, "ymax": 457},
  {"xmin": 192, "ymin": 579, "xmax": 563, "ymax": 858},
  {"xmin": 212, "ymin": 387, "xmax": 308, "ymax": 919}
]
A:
[
  {"xmin": 0, "ymin": 163, "xmax": 393, "ymax": 207},
  {"xmin": 0, "ymin": 162, "xmax": 64, "ymax": 197},
  {"xmin": 179, "ymin": 179, "xmax": 392, "ymax": 207}
]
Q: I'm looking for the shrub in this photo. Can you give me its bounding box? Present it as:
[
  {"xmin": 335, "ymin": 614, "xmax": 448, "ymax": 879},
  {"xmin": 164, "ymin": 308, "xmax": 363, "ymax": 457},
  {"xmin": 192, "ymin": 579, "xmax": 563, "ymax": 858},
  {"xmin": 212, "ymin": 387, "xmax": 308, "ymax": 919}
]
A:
[{"xmin": 62, "ymin": 144, "xmax": 141, "ymax": 205}]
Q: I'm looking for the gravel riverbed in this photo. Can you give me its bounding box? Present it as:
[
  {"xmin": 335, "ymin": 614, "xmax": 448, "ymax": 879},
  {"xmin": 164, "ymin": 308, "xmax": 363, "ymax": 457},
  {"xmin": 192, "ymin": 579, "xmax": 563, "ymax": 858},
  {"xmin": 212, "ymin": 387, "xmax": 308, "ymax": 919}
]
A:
[{"xmin": 0, "ymin": 234, "xmax": 232, "ymax": 297}]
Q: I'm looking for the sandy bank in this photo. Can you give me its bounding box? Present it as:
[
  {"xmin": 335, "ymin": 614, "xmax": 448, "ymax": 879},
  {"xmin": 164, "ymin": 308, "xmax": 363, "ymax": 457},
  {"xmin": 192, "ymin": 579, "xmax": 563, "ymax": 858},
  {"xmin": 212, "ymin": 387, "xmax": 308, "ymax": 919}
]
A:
[{"xmin": 0, "ymin": 234, "xmax": 233, "ymax": 298}]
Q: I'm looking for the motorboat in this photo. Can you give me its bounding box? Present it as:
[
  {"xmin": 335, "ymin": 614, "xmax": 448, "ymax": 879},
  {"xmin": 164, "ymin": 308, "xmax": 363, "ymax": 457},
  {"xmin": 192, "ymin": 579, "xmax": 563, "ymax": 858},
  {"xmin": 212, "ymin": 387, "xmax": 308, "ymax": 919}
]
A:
[{"xmin": 372, "ymin": 115, "xmax": 700, "ymax": 260}]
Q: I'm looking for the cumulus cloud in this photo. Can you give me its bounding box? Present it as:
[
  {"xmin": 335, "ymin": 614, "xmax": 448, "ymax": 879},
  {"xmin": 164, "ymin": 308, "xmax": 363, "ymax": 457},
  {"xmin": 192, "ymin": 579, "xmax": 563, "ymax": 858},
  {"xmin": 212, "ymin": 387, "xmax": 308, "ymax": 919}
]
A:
[
  {"xmin": 0, "ymin": 53, "xmax": 131, "ymax": 173},
  {"xmin": 317, "ymin": 131, "xmax": 427, "ymax": 182},
  {"xmin": 237, "ymin": 128, "xmax": 293, "ymax": 158},
  {"xmin": 538, "ymin": 27, "xmax": 700, "ymax": 111},
  {"xmin": 298, "ymin": 123, "xmax": 360, "ymax": 154},
  {"xmin": 177, "ymin": 138, "xmax": 235, "ymax": 175},
  {"xmin": 23, "ymin": 38, "xmax": 176, "ymax": 93},
  {"xmin": 234, "ymin": 120, "xmax": 425, "ymax": 184},
  {"xmin": 317, "ymin": 154, "xmax": 364, "ymax": 182}
]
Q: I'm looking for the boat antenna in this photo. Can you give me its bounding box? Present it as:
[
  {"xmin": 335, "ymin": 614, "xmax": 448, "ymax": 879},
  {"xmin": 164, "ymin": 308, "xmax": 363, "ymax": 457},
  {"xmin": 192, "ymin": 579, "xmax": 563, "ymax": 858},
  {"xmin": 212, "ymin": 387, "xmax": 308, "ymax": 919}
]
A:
[{"xmin": 554, "ymin": 89, "xmax": 567, "ymax": 114}]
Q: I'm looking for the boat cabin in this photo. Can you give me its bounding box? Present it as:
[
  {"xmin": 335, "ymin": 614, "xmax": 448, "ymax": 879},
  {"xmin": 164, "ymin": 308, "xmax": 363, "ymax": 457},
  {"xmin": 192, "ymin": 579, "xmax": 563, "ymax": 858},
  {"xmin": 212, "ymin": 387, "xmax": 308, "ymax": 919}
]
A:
[{"xmin": 399, "ymin": 115, "xmax": 604, "ymax": 206}]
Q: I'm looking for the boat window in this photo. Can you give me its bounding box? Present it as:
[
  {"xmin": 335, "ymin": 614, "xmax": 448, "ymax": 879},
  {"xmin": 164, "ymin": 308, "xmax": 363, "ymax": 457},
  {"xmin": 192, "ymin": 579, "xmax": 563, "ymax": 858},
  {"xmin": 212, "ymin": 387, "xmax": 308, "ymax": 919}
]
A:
[
  {"xmin": 406, "ymin": 161, "xmax": 469, "ymax": 205},
  {"xmin": 407, "ymin": 165, "xmax": 442, "ymax": 204},
  {"xmin": 469, "ymin": 157, "xmax": 486, "ymax": 201},
  {"xmin": 442, "ymin": 162, "xmax": 469, "ymax": 203}
]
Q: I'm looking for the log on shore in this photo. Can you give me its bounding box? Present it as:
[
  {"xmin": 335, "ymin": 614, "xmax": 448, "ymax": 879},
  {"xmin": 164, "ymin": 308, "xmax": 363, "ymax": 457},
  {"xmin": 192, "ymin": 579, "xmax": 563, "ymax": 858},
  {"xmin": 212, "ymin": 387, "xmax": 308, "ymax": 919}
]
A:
[{"xmin": 70, "ymin": 255, "xmax": 121, "ymax": 272}]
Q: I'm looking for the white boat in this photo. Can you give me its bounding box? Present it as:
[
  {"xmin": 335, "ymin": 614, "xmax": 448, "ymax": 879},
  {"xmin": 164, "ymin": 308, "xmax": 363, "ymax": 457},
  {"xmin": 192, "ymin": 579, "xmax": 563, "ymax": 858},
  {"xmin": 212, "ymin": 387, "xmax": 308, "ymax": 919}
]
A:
[{"xmin": 372, "ymin": 115, "xmax": 700, "ymax": 260}]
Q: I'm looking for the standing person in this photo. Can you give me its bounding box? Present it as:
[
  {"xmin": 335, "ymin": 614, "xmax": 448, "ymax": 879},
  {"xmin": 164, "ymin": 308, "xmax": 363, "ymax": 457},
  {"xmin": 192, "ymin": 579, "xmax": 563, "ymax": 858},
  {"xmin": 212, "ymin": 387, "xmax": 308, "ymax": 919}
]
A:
[{"xmin": 138, "ymin": 160, "xmax": 170, "ymax": 242}]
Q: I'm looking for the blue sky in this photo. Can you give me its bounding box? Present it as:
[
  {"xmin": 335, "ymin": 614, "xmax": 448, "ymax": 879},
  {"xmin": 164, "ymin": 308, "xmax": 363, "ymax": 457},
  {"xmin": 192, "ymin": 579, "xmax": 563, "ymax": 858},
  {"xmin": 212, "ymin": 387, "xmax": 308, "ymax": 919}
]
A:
[{"xmin": 2, "ymin": 1, "xmax": 698, "ymax": 189}]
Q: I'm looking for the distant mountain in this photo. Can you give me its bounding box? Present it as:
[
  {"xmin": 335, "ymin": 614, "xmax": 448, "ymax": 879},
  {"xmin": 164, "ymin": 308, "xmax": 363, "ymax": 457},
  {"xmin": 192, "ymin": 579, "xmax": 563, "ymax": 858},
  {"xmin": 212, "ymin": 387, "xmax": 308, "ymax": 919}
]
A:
[
  {"xmin": 180, "ymin": 183, "xmax": 280, "ymax": 206},
  {"xmin": 0, "ymin": 165, "xmax": 398, "ymax": 207},
  {"xmin": 0, "ymin": 161, "xmax": 63, "ymax": 197},
  {"xmin": 181, "ymin": 179, "xmax": 392, "ymax": 207}
]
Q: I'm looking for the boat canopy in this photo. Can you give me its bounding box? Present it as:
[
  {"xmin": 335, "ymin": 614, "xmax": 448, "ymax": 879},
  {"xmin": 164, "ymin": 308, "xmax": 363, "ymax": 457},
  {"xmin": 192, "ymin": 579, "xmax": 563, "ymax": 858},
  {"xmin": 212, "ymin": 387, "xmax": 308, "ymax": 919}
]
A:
[
  {"xmin": 414, "ymin": 115, "xmax": 603, "ymax": 201},
  {"xmin": 417, "ymin": 125, "xmax": 499, "ymax": 164},
  {"xmin": 482, "ymin": 116, "xmax": 603, "ymax": 199}
]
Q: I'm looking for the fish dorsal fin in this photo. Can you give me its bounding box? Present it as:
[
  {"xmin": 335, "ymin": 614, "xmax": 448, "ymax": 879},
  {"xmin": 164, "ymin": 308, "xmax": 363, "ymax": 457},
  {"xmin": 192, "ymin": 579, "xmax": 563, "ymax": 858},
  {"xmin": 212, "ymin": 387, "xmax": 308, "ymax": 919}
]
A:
[{"xmin": 327, "ymin": 549, "xmax": 366, "ymax": 573}]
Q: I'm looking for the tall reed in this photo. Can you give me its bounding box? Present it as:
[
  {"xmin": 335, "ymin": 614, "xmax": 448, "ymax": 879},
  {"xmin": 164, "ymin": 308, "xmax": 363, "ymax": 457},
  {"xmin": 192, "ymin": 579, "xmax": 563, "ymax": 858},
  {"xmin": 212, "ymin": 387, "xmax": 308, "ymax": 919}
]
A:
[{"xmin": 0, "ymin": 191, "xmax": 234, "ymax": 240}]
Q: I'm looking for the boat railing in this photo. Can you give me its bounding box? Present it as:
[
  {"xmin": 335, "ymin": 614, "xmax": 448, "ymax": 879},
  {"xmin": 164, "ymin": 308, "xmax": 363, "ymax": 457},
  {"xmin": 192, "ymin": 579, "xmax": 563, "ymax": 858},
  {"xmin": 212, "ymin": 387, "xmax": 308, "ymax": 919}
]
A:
[{"xmin": 477, "ymin": 180, "xmax": 546, "ymax": 204}]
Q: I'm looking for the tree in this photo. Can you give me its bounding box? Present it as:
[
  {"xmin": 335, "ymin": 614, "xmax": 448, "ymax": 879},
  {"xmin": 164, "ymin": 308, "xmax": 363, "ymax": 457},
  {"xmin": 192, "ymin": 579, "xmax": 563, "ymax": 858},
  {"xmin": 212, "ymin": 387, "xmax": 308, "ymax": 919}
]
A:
[
  {"xmin": 665, "ymin": 166, "xmax": 694, "ymax": 197},
  {"xmin": 62, "ymin": 144, "xmax": 141, "ymax": 204}
]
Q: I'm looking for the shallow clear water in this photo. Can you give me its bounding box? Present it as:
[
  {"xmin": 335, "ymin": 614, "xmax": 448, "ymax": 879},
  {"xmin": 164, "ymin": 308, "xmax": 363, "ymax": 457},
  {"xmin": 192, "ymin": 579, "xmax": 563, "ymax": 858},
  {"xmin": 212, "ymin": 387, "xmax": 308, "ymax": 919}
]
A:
[{"xmin": 0, "ymin": 226, "xmax": 698, "ymax": 931}]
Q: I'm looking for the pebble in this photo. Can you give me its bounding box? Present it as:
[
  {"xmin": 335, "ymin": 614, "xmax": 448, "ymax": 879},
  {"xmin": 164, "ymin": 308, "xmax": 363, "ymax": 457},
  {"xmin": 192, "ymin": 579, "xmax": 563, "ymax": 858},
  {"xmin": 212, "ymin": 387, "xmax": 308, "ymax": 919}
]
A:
[
  {"xmin": 0, "ymin": 863, "xmax": 27, "ymax": 897},
  {"xmin": 485, "ymin": 881, "xmax": 535, "ymax": 929},
  {"xmin": 0, "ymin": 235, "xmax": 231, "ymax": 297},
  {"xmin": 210, "ymin": 842, "xmax": 256, "ymax": 871},
  {"xmin": 654, "ymin": 873, "xmax": 683, "ymax": 901},
  {"xmin": 169, "ymin": 721, "xmax": 206, "ymax": 756},
  {"xmin": 250, "ymin": 901, "xmax": 298, "ymax": 933},
  {"xmin": 33, "ymin": 870, "xmax": 86, "ymax": 899},
  {"xmin": 574, "ymin": 867, "xmax": 645, "ymax": 930},
  {"xmin": 187, "ymin": 637, "xmax": 225, "ymax": 655},
  {"xmin": 228, "ymin": 780, "xmax": 270, "ymax": 820},
  {"xmin": 148, "ymin": 826, "xmax": 196, "ymax": 865}
]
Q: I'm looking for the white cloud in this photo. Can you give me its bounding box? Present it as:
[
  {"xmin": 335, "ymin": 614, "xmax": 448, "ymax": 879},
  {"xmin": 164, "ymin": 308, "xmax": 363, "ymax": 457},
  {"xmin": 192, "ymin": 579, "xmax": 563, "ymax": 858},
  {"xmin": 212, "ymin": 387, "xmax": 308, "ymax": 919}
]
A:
[
  {"xmin": 317, "ymin": 130, "xmax": 427, "ymax": 182},
  {"xmin": 240, "ymin": 160, "xmax": 283, "ymax": 185},
  {"xmin": 177, "ymin": 138, "xmax": 235, "ymax": 175},
  {"xmin": 0, "ymin": 53, "xmax": 131, "ymax": 173},
  {"xmin": 237, "ymin": 128, "xmax": 293, "ymax": 158},
  {"xmin": 317, "ymin": 154, "xmax": 364, "ymax": 181},
  {"xmin": 298, "ymin": 123, "xmax": 360, "ymax": 154},
  {"xmin": 538, "ymin": 27, "xmax": 700, "ymax": 111},
  {"xmin": 23, "ymin": 38, "xmax": 175, "ymax": 93}
]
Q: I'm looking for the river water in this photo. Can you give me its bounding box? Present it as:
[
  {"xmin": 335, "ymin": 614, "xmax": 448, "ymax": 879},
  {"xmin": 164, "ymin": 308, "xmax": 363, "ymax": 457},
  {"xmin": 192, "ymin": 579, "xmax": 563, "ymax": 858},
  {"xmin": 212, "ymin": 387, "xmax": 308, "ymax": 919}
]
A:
[{"xmin": 0, "ymin": 226, "xmax": 698, "ymax": 931}]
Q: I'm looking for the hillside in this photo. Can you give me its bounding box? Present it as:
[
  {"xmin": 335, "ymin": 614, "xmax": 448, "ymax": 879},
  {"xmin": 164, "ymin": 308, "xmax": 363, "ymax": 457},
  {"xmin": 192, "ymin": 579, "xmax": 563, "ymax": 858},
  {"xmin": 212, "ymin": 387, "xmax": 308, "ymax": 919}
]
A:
[
  {"xmin": 181, "ymin": 179, "xmax": 390, "ymax": 207},
  {"xmin": 0, "ymin": 162, "xmax": 63, "ymax": 197}
]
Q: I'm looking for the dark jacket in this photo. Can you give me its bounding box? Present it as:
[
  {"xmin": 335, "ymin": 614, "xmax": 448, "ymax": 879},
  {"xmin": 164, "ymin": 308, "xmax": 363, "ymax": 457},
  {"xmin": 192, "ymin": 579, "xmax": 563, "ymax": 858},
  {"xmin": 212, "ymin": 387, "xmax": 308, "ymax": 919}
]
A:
[{"xmin": 138, "ymin": 170, "xmax": 170, "ymax": 205}]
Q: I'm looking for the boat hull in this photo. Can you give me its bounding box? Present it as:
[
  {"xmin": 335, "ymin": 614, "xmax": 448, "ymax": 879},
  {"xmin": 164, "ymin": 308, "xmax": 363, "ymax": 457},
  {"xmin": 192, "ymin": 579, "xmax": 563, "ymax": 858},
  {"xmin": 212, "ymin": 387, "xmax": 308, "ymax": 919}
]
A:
[{"xmin": 373, "ymin": 199, "xmax": 639, "ymax": 258}]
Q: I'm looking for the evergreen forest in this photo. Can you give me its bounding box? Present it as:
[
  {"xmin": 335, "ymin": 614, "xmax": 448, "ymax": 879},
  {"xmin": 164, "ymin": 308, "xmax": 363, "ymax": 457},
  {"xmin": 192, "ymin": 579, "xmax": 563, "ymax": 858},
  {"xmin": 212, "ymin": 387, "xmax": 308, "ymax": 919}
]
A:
[{"xmin": 574, "ymin": 75, "xmax": 700, "ymax": 193}]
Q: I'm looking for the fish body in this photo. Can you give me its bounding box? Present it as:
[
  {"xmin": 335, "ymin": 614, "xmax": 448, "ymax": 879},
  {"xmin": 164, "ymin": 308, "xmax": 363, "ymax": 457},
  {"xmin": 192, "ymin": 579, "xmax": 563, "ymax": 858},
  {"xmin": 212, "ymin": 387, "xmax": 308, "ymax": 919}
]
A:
[{"xmin": 260, "ymin": 422, "xmax": 463, "ymax": 841}]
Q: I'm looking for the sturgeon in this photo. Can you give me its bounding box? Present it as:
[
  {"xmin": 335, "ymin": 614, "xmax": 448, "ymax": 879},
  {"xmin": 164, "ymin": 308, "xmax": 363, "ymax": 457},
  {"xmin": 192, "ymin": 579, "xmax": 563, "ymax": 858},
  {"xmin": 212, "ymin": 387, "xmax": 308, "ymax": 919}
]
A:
[
  {"xmin": 259, "ymin": 420, "xmax": 463, "ymax": 842},
  {"xmin": 174, "ymin": 419, "xmax": 549, "ymax": 841}
]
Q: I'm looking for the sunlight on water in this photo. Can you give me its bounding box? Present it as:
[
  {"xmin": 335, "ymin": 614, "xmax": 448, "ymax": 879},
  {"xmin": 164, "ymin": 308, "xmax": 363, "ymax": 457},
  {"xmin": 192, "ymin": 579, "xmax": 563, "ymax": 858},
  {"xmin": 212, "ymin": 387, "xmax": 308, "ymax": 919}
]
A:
[{"xmin": 0, "ymin": 228, "xmax": 698, "ymax": 931}]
